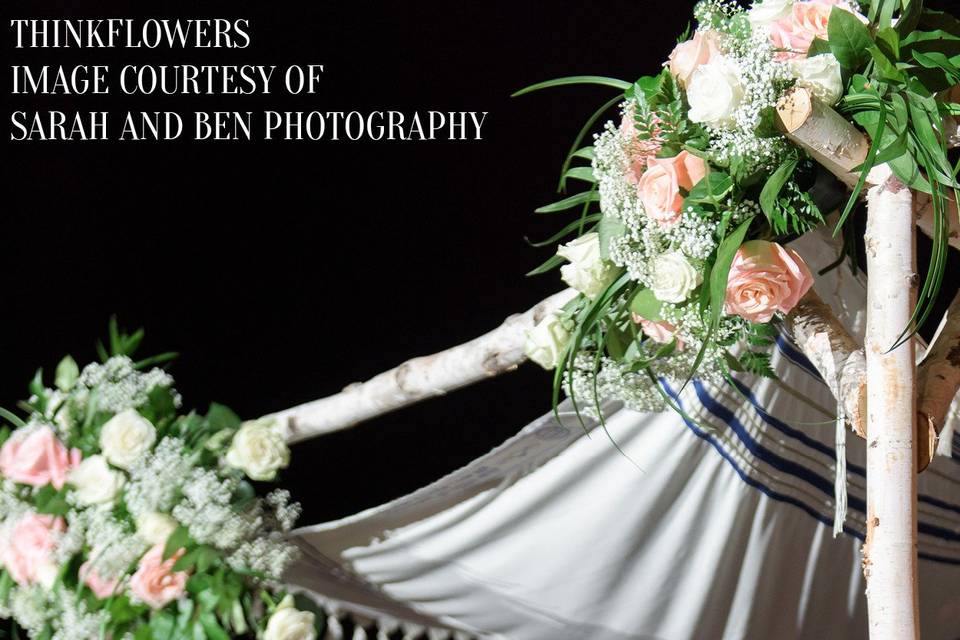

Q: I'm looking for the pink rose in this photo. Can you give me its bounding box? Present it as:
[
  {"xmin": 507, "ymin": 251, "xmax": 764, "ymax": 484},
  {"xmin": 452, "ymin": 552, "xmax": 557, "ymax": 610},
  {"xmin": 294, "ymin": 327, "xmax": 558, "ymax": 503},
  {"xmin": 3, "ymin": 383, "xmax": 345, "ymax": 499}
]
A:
[
  {"xmin": 725, "ymin": 240, "xmax": 814, "ymax": 323},
  {"xmin": 770, "ymin": 1, "xmax": 864, "ymax": 60},
  {"xmin": 0, "ymin": 425, "xmax": 80, "ymax": 489},
  {"xmin": 668, "ymin": 30, "xmax": 722, "ymax": 87},
  {"xmin": 632, "ymin": 313, "xmax": 685, "ymax": 350},
  {"xmin": 80, "ymin": 561, "xmax": 121, "ymax": 599},
  {"xmin": 637, "ymin": 151, "xmax": 707, "ymax": 227},
  {"xmin": 129, "ymin": 544, "xmax": 189, "ymax": 609},
  {"xmin": 0, "ymin": 514, "xmax": 65, "ymax": 586}
]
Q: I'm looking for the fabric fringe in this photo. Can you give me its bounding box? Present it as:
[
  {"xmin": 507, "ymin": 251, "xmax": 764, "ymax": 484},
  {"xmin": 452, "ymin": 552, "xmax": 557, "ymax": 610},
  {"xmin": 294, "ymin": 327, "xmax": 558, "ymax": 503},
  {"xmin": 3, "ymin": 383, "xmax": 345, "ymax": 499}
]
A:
[{"xmin": 833, "ymin": 399, "xmax": 848, "ymax": 538}]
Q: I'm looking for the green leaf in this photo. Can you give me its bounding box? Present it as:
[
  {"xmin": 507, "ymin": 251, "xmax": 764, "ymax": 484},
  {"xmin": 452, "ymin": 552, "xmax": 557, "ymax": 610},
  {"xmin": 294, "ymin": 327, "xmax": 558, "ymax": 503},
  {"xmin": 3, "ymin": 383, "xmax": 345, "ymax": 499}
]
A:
[
  {"xmin": 557, "ymin": 95, "xmax": 622, "ymax": 191},
  {"xmin": 54, "ymin": 356, "xmax": 79, "ymax": 392},
  {"xmin": 759, "ymin": 156, "xmax": 799, "ymax": 219},
  {"xmin": 526, "ymin": 214, "xmax": 601, "ymax": 248},
  {"xmin": 572, "ymin": 146, "xmax": 595, "ymax": 160},
  {"xmin": 807, "ymin": 38, "xmax": 833, "ymax": 57},
  {"xmin": 535, "ymin": 191, "xmax": 599, "ymax": 214},
  {"xmin": 526, "ymin": 253, "xmax": 565, "ymax": 277},
  {"xmin": 0, "ymin": 407, "xmax": 26, "ymax": 429},
  {"xmin": 684, "ymin": 172, "xmax": 733, "ymax": 206},
  {"xmin": 598, "ymin": 216, "xmax": 626, "ymax": 259},
  {"xmin": 868, "ymin": 46, "xmax": 905, "ymax": 82},
  {"xmin": 512, "ymin": 76, "xmax": 631, "ymax": 97},
  {"xmin": 206, "ymin": 403, "xmax": 241, "ymax": 431},
  {"xmin": 875, "ymin": 26, "xmax": 900, "ymax": 60},
  {"xmin": 685, "ymin": 216, "xmax": 754, "ymax": 387},
  {"xmin": 828, "ymin": 7, "xmax": 874, "ymax": 70},
  {"xmin": 198, "ymin": 614, "xmax": 229, "ymax": 640},
  {"xmin": 164, "ymin": 526, "xmax": 191, "ymax": 561},
  {"xmin": 604, "ymin": 323, "xmax": 632, "ymax": 360},
  {"xmin": 628, "ymin": 289, "xmax": 664, "ymax": 322}
]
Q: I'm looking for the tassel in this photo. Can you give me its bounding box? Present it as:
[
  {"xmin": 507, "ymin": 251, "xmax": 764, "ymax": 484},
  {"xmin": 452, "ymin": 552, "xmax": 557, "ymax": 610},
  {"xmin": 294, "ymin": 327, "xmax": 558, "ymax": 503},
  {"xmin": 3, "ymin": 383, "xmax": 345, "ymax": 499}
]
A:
[{"xmin": 833, "ymin": 398, "xmax": 848, "ymax": 537}]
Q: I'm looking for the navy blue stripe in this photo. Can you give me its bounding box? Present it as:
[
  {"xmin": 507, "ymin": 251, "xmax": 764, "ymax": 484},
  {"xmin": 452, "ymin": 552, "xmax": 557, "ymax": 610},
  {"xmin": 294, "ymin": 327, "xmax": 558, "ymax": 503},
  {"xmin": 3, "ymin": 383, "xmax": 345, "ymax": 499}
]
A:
[
  {"xmin": 732, "ymin": 377, "xmax": 960, "ymax": 515},
  {"xmin": 661, "ymin": 381, "xmax": 960, "ymax": 565},
  {"xmin": 727, "ymin": 377, "xmax": 867, "ymax": 478},
  {"xmin": 692, "ymin": 380, "xmax": 865, "ymax": 511},
  {"xmin": 691, "ymin": 381, "xmax": 960, "ymax": 545}
]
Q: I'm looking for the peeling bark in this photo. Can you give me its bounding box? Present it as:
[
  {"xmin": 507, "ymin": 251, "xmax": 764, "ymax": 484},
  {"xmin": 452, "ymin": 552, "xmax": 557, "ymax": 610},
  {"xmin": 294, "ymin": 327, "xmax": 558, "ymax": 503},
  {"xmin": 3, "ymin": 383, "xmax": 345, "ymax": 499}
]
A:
[
  {"xmin": 863, "ymin": 176, "xmax": 920, "ymax": 640},
  {"xmin": 266, "ymin": 289, "xmax": 578, "ymax": 443},
  {"xmin": 784, "ymin": 288, "xmax": 867, "ymax": 436},
  {"xmin": 917, "ymin": 289, "xmax": 960, "ymax": 469}
]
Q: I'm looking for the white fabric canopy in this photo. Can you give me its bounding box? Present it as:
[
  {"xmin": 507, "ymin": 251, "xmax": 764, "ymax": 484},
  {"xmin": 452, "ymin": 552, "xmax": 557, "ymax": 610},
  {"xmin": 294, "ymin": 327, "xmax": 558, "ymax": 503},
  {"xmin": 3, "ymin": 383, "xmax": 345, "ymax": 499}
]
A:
[{"xmin": 287, "ymin": 231, "xmax": 960, "ymax": 639}]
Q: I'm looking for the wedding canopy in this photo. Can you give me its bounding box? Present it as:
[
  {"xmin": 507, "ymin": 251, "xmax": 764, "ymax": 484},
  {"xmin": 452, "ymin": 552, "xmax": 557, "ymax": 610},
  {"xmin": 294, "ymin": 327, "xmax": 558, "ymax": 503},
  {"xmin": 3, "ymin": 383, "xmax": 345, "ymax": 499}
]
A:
[{"xmin": 284, "ymin": 231, "xmax": 960, "ymax": 639}]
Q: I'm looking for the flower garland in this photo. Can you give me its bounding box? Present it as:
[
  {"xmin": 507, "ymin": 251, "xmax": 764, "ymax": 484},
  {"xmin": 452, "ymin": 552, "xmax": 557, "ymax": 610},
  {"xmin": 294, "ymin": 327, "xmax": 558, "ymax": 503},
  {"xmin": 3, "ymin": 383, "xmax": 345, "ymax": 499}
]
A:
[
  {"xmin": 521, "ymin": 0, "xmax": 960, "ymax": 418},
  {"xmin": 0, "ymin": 325, "xmax": 319, "ymax": 640}
]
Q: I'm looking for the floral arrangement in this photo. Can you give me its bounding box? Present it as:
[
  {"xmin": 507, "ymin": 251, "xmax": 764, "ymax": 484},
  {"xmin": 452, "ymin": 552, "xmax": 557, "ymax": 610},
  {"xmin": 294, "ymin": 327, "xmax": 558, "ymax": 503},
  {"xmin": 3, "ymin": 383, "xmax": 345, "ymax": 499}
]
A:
[
  {"xmin": 0, "ymin": 325, "xmax": 319, "ymax": 640},
  {"xmin": 521, "ymin": 0, "xmax": 960, "ymax": 416}
]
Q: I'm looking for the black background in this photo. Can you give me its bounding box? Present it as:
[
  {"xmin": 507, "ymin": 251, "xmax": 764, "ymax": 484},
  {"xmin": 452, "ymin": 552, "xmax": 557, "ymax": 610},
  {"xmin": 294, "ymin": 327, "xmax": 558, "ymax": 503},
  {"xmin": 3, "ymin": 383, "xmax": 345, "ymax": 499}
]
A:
[{"xmin": 2, "ymin": 0, "xmax": 959, "ymax": 526}]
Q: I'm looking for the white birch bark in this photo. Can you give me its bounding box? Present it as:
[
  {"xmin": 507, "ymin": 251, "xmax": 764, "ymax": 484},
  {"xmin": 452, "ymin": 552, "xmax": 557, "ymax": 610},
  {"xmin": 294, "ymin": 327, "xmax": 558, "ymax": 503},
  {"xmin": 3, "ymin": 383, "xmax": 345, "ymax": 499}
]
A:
[
  {"xmin": 785, "ymin": 289, "xmax": 868, "ymax": 436},
  {"xmin": 777, "ymin": 87, "xmax": 960, "ymax": 250},
  {"xmin": 268, "ymin": 289, "xmax": 577, "ymax": 443},
  {"xmin": 862, "ymin": 176, "xmax": 920, "ymax": 640}
]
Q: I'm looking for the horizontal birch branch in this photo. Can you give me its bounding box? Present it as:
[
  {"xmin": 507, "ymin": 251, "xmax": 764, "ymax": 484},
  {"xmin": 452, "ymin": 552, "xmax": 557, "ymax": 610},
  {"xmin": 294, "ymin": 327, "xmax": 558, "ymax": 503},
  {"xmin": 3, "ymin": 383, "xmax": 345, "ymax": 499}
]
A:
[
  {"xmin": 269, "ymin": 289, "xmax": 577, "ymax": 443},
  {"xmin": 776, "ymin": 86, "xmax": 960, "ymax": 250},
  {"xmin": 784, "ymin": 288, "xmax": 867, "ymax": 437}
]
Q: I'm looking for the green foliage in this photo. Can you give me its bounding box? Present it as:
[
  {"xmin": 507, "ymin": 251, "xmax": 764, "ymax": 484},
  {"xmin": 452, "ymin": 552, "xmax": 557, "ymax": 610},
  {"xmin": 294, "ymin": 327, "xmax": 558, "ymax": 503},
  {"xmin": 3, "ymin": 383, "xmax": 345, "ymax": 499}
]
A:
[{"xmin": 828, "ymin": 7, "xmax": 874, "ymax": 70}]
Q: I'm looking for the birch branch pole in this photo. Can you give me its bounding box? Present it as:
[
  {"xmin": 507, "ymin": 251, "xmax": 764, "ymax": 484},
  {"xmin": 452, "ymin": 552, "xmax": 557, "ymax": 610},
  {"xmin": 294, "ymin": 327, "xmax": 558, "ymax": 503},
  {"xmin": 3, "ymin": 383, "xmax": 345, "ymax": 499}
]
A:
[
  {"xmin": 268, "ymin": 289, "xmax": 576, "ymax": 443},
  {"xmin": 862, "ymin": 176, "xmax": 920, "ymax": 640},
  {"xmin": 784, "ymin": 289, "xmax": 867, "ymax": 436},
  {"xmin": 918, "ymin": 290, "xmax": 960, "ymax": 447}
]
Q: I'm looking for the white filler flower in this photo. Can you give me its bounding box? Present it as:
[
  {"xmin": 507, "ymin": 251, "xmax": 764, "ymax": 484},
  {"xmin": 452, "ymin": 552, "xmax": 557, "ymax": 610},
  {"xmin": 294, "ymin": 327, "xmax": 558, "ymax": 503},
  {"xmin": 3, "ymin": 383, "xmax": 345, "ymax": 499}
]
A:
[
  {"xmin": 99, "ymin": 409, "xmax": 157, "ymax": 470},
  {"xmin": 790, "ymin": 54, "xmax": 844, "ymax": 105},
  {"xmin": 651, "ymin": 252, "xmax": 702, "ymax": 303},
  {"xmin": 136, "ymin": 512, "xmax": 179, "ymax": 546},
  {"xmin": 525, "ymin": 312, "xmax": 571, "ymax": 370},
  {"xmin": 687, "ymin": 56, "xmax": 745, "ymax": 129},
  {"xmin": 747, "ymin": 0, "xmax": 793, "ymax": 31},
  {"xmin": 557, "ymin": 233, "xmax": 618, "ymax": 300},
  {"xmin": 264, "ymin": 595, "xmax": 317, "ymax": 640},
  {"xmin": 68, "ymin": 455, "xmax": 126, "ymax": 506},
  {"xmin": 225, "ymin": 419, "xmax": 291, "ymax": 481}
]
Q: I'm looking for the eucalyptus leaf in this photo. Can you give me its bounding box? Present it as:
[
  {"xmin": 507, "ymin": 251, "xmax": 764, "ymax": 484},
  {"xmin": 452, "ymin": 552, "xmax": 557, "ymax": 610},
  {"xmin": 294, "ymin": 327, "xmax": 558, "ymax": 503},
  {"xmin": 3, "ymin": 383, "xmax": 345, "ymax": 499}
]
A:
[
  {"xmin": 628, "ymin": 289, "xmax": 664, "ymax": 322},
  {"xmin": 54, "ymin": 355, "xmax": 79, "ymax": 392},
  {"xmin": 598, "ymin": 216, "xmax": 626, "ymax": 259}
]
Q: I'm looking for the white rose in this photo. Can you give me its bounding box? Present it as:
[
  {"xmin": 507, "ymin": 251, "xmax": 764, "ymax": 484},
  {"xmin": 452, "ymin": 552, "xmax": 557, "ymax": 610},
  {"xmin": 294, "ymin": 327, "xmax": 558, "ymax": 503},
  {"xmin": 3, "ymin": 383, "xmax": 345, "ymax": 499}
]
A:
[
  {"xmin": 651, "ymin": 252, "xmax": 702, "ymax": 303},
  {"xmin": 264, "ymin": 596, "xmax": 317, "ymax": 640},
  {"xmin": 99, "ymin": 409, "xmax": 156, "ymax": 470},
  {"xmin": 747, "ymin": 0, "xmax": 793, "ymax": 30},
  {"xmin": 790, "ymin": 54, "xmax": 844, "ymax": 106},
  {"xmin": 225, "ymin": 419, "xmax": 290, "ymax": 481},
  {"xmin": 686, "ymin": 56, "xmax": 745, "ymax": 129},
  {"xmin": 136, "ymin": 512, "xmax": 179, "ymax": 546},
  {"xmin": 557, "ymin": 233, "xmax": 618, "ymax": 300},
  {"xmin": 524, "ymin": 312, "xmax": 571, "ymax": 371},
  {"xmin": 67, "ymin": 455, "xmax": 125, "ymax": 506},
  {"xmin": 35, "ymin": 561, "xmax": 59, "ymax": 590}
]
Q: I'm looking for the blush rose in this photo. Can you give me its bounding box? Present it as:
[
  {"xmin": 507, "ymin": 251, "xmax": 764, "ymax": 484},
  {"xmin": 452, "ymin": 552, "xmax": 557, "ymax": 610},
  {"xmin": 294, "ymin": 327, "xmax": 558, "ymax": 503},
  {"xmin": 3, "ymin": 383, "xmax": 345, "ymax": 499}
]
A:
[
  {"xmin": 725, "ymin": 240, "xmax": 814, "ymax": 323},
  {"xmin": 667, "ymin": 30, "xmax": 722, "ymax": 88},
  {"xmin": 637, "ymin": 151, "xmax": 707, "ymax": 227},
  {"xmin": 0, "ymin": 513, "xmax": 66, "ymax": 586},
  {"xmin": 129, "ymin": 544, "xmax": 189, "ymax": 609},
  {"xmin": 0, "ymin": 425, "xmax": 80, "ymax": 489}
]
